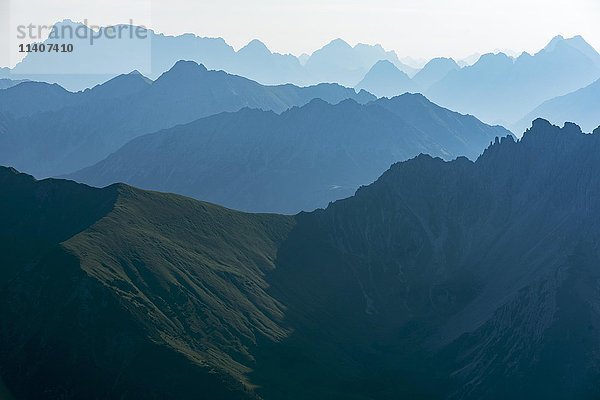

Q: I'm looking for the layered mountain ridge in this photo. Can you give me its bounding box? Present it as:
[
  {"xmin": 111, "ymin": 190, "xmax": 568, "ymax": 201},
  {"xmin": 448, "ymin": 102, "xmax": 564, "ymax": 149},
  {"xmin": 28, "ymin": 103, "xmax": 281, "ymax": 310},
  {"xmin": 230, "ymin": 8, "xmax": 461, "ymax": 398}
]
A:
[
  {"xmin": 426, "ymin": 35, "xmax": 600, "ymax": 126},
  {"xmin": 67, "ymin": 93, "xmax": 510, "ymax": 213},
  {"xmin": 2, "ymin": 120, "xmax": 600, "ymax": 399},
  {"xmin": 514, "ymin": 78, "xmax": 600, "ymax": 134},
  {"xmin": 0, "ymin": 60, "xmax": 374, "ymax": 178},
  {"xmin": 8, "ymin": 21, "xmax": 414, "ymax": 90}
]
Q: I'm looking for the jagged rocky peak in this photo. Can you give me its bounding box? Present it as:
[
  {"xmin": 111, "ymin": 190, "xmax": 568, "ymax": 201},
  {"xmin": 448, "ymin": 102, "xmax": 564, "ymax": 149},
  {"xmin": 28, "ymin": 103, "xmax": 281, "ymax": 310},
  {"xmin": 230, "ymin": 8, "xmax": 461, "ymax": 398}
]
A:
[{"xmin": 522, "ymin": 118, "xmax": 586, "ymax": 141}]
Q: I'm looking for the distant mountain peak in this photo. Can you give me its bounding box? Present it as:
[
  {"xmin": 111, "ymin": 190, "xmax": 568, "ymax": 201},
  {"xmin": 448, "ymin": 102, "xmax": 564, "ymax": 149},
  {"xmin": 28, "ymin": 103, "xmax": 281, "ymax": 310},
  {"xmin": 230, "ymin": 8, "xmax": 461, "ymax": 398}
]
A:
[
  {"xmin": 50, "ymin": 19, "xmax": 90, "ymax": 37},
  {"xmin": 427, "ymin": 57, "xmax": 459, "ymax": 66},
  {"xmin": 325, "ymin": 38, "xmax": 352, "ymax": 50},
  {"xmin": 393, "ymin": 92, "xmax": 429, "ymax": 102},
  {"xmin": 553, "ymin": 34, "xmax": 565, "ymax": 40},
  {"xmin": 542, "ymin": 34, "xmax": 590, "ymax": 49},
  {"xmin": 542, "ymin": 34, "xmax": 597, "ymax": 55},
  {"xmin": 356, "ymin": 60, "xmax": 417, "ymax": 97},
  {"xmin": 162, "ymin": 60, "xmax": 208, "ymax": 76},
  {"xmin": 544, "ymin": 34, "xmax": 566, "ymax": 51},
  {"xmin": 370, "ymin": 59, "xmax": 401, "ymax": 72},
  {"xmin": 361, "ymin": 60, "xmax": 409, "ymax": 81},
  {"xmin": 9, "ymin": 80, "xmax": 68, "ymax": 93},
  {"xmin": 104, "ymin": 70, "xmax": 150, "ymax": 84},
  {"xmin": 480, "ymin": 52, "xmax": 513, "ymax": 61},
  {"xmin": 83, "ymin": 69, "xmax": 152, "ymax": 97},
  {"xmin": 52, "ymin": 19, "xmax": 84, "ymax": 28},
  {"xmin": 239, "ymin": 39, "xmax": 272, "ymax": 55},
  {"xmin": 472, "ymin": 52, "xmax": 514, "ymax": 68},
  {"xmin": 172, "ymin": 59, "xmax": 208, "ymax": 70},
  {"xmin": 151, "ymin": 60, "xmax": 211, "ymax": 88},
  {"xmin": 413, "ymin": 57, "xmax": 460, "ymax": 89},
  {"xmin": 354, "ymin": 43, "xmax": 385, "ymax": 51},
  {"xmin": 295, "ymin": 96, "xmax": 335, "ymax": 110}
]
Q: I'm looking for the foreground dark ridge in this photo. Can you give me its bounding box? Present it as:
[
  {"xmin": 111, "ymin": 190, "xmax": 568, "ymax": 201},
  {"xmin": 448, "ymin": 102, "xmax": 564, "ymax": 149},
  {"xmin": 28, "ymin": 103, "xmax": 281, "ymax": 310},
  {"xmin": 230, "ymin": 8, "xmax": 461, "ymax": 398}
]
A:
[{"xmin": 1, "ymin": 119, "xmax": 600, "ymax": 399}]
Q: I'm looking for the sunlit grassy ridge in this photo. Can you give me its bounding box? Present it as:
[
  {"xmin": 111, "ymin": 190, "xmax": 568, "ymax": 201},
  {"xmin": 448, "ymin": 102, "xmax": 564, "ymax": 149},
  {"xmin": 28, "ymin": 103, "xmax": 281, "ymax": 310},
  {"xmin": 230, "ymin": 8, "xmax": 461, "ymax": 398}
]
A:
[{"xmin": 64, "ymin": 185, "xmax": 296, "ymax": 384}]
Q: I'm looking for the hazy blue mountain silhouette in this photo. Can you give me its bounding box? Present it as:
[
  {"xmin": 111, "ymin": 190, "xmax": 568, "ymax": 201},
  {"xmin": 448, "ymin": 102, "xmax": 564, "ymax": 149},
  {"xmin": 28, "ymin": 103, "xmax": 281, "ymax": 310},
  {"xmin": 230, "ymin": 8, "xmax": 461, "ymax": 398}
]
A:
[
  {"xmin": 3, "ymin": 120, "xmax": 600, "ymax": 399},
  {"xmin": 426, "ymin": 36, "xmax": 600, "ymax": 126},
  {"xmin": 80, "ymin": 70, "xmax": 153, "ymax": 100},
  {"xmin": 0, "ymin": 61, "xmax": 374, "ymax": 178},
  {"xmin": 544, "ymin": 34, "xmax": 600, "ymax": 67},
  {"xmin": 303, "ymin": 39, "xmax": 372, "ymax": 87},
  {"xmin": 0, "ymin": 71, "xmax": 153, "ymax": 118},
  {"xmin": 234, "ymin": 39, "xmax": 310, "ymax": 85},
  {"xmin": 0, "ymin": 82, "xmax": 77, "ymax": 117},
  {"xmin": 353, "ymin": 43, "xmax": 418, "ymax": 76},
  {"xmin": 0, "ymin": 78, "xmax": 29, "ymax": 90},
  {"xmin": 514, "ymin": 78, "xmax": 600, "ymax": 133},
  {"xmin": 8, "ymin": 21, "xmax": 412, "ymax": 90},
  {"xmin": 9, "ymin": 21, "xmax": 309, "ymax": 89},
  {"xmin": 9, "ymin": 21, "xmax": 161, "ymax": 90},
  {"xmin": 457, "ymin": 52, "xmax": 483, "ymax": 66},
  {"xmin": 304, "ymin": 39, "xmax": 416, "ymax": 87},
  {"xmin": 68, "ymin": 93, "xmax": 510, "ymax": 213},
  {"xmin": 412, "ymin": 57, "xmax": 460, "ymax": 90},
  {"xmin": 355, "ymin": 60, "xmax": 420, "ymax": 98},
  {"xmin": 400, "ymin": 55, "xmax": 429, "ymax": 69}
]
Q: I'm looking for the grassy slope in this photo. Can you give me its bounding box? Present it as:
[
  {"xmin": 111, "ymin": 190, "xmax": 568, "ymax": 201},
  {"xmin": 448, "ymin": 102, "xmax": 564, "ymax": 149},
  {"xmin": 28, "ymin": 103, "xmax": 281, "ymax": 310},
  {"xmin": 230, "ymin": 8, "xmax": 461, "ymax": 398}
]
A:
[
  {"xmin": 0, "ymin": 167, "xmax": 295, "ymax": 399},
  {"xmin": 63, "ymin": 185, "xmax": 296, "ymax": 384}
]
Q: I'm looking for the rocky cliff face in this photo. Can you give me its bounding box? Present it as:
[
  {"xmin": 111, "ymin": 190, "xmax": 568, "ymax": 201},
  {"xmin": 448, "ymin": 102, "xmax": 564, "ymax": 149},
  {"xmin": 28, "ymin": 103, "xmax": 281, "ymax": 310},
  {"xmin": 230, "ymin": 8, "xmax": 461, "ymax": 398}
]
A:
[{"xmin": 275, "ymin": 119, "xmax": 600, "ymax": 398}]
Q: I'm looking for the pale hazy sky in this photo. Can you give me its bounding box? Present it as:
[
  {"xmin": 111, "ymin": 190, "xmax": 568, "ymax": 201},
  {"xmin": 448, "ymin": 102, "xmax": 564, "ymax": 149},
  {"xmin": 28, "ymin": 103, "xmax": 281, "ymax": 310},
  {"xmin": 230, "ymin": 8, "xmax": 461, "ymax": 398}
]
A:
[{"xmin": 2, "ymin": 0, "xmax": 599, "ymax": 61}]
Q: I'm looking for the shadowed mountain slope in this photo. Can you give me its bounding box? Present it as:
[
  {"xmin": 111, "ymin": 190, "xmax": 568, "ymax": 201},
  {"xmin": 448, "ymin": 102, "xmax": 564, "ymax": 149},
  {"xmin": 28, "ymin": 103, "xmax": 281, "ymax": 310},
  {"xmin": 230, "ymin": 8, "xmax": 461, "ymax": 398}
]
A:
[
  {"xmin": 2, "ymin": 120, "xmax": 600, "ymax": 399},
  {"xmin": 68, "ymin": 93, "xmax": 509, "ymax": 214},
  {"xmin": 0, "ymin": 166, "xmax": 293, "ymax": 399}
]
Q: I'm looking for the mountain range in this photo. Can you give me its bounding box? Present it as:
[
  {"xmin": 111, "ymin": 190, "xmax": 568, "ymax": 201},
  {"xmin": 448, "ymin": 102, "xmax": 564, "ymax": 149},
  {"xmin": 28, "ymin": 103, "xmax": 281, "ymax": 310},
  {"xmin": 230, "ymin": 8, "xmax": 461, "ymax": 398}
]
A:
[
  {"xmin": 355, "ymin": 60, "xmax": 419, "ymax": 98},
  {"xmin": 412, "ymin": 57, "xmax": 460, "ymax": 90},
  {"xmin": 303, "ymin": 39, "xmax": 416, "ymax": 87},
  {"xmin": 8, "ymin": 20, "xmax": 414, "ymax": 90},
  {"xmin": 425, "ymin": 35, "xmax": 600, "ymax": 127},
  {"xmin": 514, "ymin": 78, "xmax": 600, "ymax": 134},
  {"xmin": 356, "ymin": 57, "xmax": 461, "ymax": 98},
  {"xmin": 67, "ymin": 93, "xmax": 510, "ymax": 214},
  {"xmin": 2, "ymin": 119, "xmax": 600, "ymax": 399},
  {"xmin": 0, "ymin": 78, "xmax": 28, "ymax": 90},
  {"xmin": 0, "ymin": 60, "xmax": 374, "ymax": 178},
  {"xmin": 5, "ymin": 21, "xmax": 599, "ymax": 132}
]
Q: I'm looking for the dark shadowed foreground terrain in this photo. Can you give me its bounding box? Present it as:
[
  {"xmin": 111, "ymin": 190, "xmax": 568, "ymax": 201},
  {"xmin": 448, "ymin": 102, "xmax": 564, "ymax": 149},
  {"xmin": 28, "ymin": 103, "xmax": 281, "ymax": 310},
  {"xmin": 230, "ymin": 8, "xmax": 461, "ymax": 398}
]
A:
[{"xmin": 1, "ymin": 120, "xmax": 600, "ymax": 399}]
